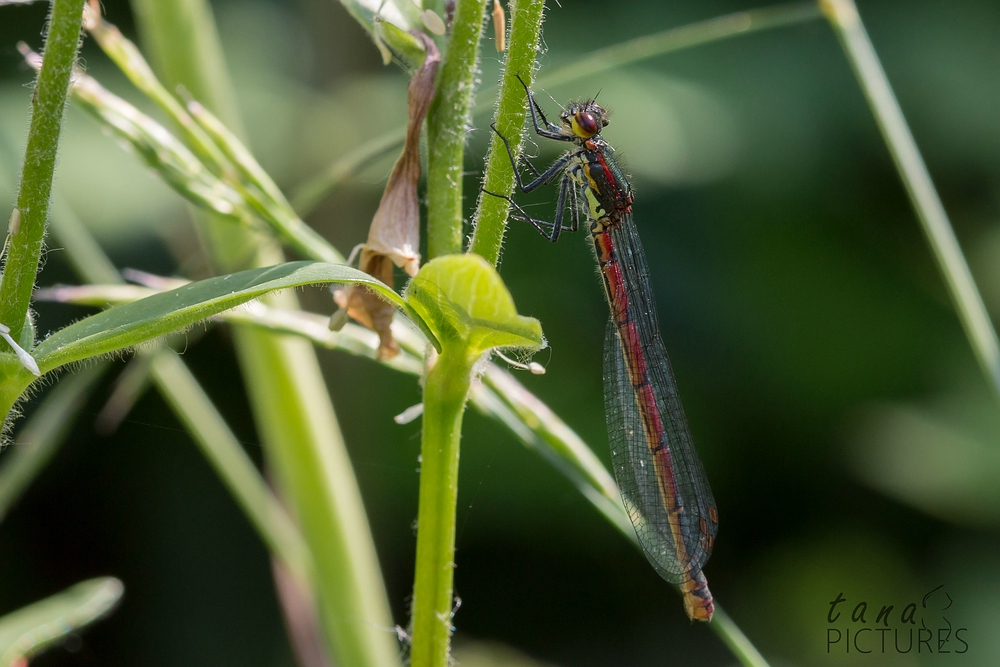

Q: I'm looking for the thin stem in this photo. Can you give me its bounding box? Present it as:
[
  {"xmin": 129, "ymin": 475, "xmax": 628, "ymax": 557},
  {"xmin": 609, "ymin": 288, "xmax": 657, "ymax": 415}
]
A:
[
  {"xmin": 409, "ymin": 347, "xmax": 474, "ymax": 667},
  {"xmin": 712, "ymin": 606, "xmax": 770, "ymax": 667},
  {"xmin": 236, "ymin": 335, "xmax": 403, "ymax": 667},
  {"xmin": 468, "ymin": 0, "xmax": 546, "ymax": 265},
  {"xmin": 0, "ymin": 0, "xmax": 85, "ymax": 343},
  {"xmin": 822, "ymin": 0, "xmax": 1000, "ymax": 397},
  {"xmin": 425, "ymin": 0, "xmax": 489, "ymax": 258}
]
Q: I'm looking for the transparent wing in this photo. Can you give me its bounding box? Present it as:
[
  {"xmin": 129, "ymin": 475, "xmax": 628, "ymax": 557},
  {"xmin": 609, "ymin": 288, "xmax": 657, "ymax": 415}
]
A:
[{"xmin": 602, "ymin": 219, "xmax": 717, "ymax": 582}]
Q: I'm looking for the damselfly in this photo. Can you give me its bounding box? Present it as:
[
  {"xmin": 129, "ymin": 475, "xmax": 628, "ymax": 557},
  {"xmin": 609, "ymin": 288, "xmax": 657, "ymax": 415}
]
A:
[{"xmin": 485, "ymin": 76, "xmax": 718, "ymax": 621}]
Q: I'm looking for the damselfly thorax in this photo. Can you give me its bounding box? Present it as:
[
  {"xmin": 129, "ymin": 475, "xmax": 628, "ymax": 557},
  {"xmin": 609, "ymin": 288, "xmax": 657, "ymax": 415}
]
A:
[{"xmin": 564, "ymin": 139, "xmax": 635, "ymax": 236}]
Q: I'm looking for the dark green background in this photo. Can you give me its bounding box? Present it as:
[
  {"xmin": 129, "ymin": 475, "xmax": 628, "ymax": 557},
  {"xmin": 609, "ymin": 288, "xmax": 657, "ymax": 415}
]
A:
[{"xmin": 1, "ymin": 1, "xmax": 998, "ymax": 665}]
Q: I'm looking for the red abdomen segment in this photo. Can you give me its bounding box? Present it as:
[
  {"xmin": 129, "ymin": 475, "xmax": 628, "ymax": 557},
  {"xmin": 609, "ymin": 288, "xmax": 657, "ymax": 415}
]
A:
[{"xmin": 595, "ymin": 226, "xmax": 717, "ymax": 621}]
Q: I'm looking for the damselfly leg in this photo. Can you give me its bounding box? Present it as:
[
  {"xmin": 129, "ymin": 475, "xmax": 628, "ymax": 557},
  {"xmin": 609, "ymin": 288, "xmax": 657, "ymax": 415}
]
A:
[
  {"xmin": 517, "ymin": 75, "xmax": 576, "ymax": 142},
  {"xmin": 489, "ymin": 122, "xmax": 578, "ymax": 193},
  {"xmin": 483, "ymin": 167, "xmax": 580, "ymax": 242}
]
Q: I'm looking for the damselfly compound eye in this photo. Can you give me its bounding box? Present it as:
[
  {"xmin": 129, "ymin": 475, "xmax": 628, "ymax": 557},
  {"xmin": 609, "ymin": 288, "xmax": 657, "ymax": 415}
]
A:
[{"xmin": 572, "ymin": 110, "xmax": 599, "ymax": 138}]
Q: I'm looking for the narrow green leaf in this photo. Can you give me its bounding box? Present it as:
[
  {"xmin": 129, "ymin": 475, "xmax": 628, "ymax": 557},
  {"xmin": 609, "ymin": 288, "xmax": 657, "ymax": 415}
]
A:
[
  {"xmin": 0, "ymin": 577, "xmax": 123, "ymax": 666},
  {"xmin": 67, "ymin": 65, "xmax": 248, "ymax": 220},
  {"xmin": 33, "ymin": 261, "xmax": 410, "ymax": 373},
  {"xmin": 404, "ymin": 254, "xmax": 543, "ymax": 355},
  {"xmin": 84, "ymin": 4, "xmax": 232, "ymax": 177},
  {"xmin": 34, "ymin": 281, "xmax": 428, "ymax": 376}
]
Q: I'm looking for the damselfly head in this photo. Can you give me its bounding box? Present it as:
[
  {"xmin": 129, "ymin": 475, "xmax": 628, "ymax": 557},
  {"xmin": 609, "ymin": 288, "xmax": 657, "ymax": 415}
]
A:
[{"xmin": 561, "ymin": 101, "xmax": 609, "ymax": 139}]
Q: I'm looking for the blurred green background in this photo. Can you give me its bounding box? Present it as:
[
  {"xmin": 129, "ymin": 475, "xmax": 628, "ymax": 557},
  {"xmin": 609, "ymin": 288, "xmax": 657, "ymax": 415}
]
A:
[{"xmin": 2, "ymin": 0, "xmax": 999, "ymax": 665}]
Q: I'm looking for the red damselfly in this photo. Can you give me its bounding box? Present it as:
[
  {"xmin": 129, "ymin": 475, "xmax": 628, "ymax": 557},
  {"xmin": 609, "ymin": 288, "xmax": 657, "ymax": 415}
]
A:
[{"xmin": 485, "ymin": 76, "xmax": 718, "ymax": 621}]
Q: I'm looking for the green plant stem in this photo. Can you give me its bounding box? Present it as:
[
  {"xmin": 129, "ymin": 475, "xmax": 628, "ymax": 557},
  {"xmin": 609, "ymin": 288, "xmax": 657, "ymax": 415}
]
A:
[
  {"xmin": 425, "ymin": 0, "xmax": 489, "ymax": 258},
  {"xmin": 468, "ymin": 0, "xmax": 546, "ymax": 265},
  {"xmin": 238, "ymin": 335, "xmax": 401, "ymax": 667},
  {"xmin": 822, "ymin": 0, "xmax": 1000, "ymax": 397},
  {"xmin": 129, "ymin": 2, "xmax": 401, "ymax": 665},
  {"xmin": 295, "ymin": 1, "xmax": 820, "ymax": 219},
  {"xmin": 409, "ymin": 347, "xmax": 475, "ymax": 667},
  {"xmin": 712, "ymin": 606, "xmax": 770, "ymax": 667},
  {"xmin": 0, "ymin": 0, "xmax": 85, "ymax": 344}
]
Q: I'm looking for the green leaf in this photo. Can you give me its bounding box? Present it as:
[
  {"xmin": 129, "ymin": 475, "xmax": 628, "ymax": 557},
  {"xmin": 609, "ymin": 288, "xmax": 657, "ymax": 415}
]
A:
[
  {"xmin": 0, "ymin": 577, "xmax": 123, "ymax": 666},
  {"xmin": 33, "ymin": 261, "xmax": 412, "ymax": 374},
  {"xmin": 336, "ymin": 0, "xmax": 427, "ymax": 69},
  {"xmin": 375, "ymin": 19, "xmax": 428, "ymax": 70},
  {"xmin": 404, "ymin": 254, "xmax": 543, "ymax": 356}
]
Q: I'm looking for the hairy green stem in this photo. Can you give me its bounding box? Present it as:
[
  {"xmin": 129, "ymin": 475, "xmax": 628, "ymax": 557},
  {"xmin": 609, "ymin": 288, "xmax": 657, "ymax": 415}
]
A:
[
  {"xmin": 822, "ymin": 0, "xmax": 1000, "ymax": 397},
  {"xmin": 468, "ymin": 0, "xmax": 546, "ymax": 265},
  {"xmin": 425, "ymin": 0, "xmax": 489, "ymax": 258},
  {"xmin": 409, "ymin": 347, "xmax": 475, "ymax": 667},
  {"xmin": 0, "ymin": 0, "xmax": 84, "ymax": 344}
]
